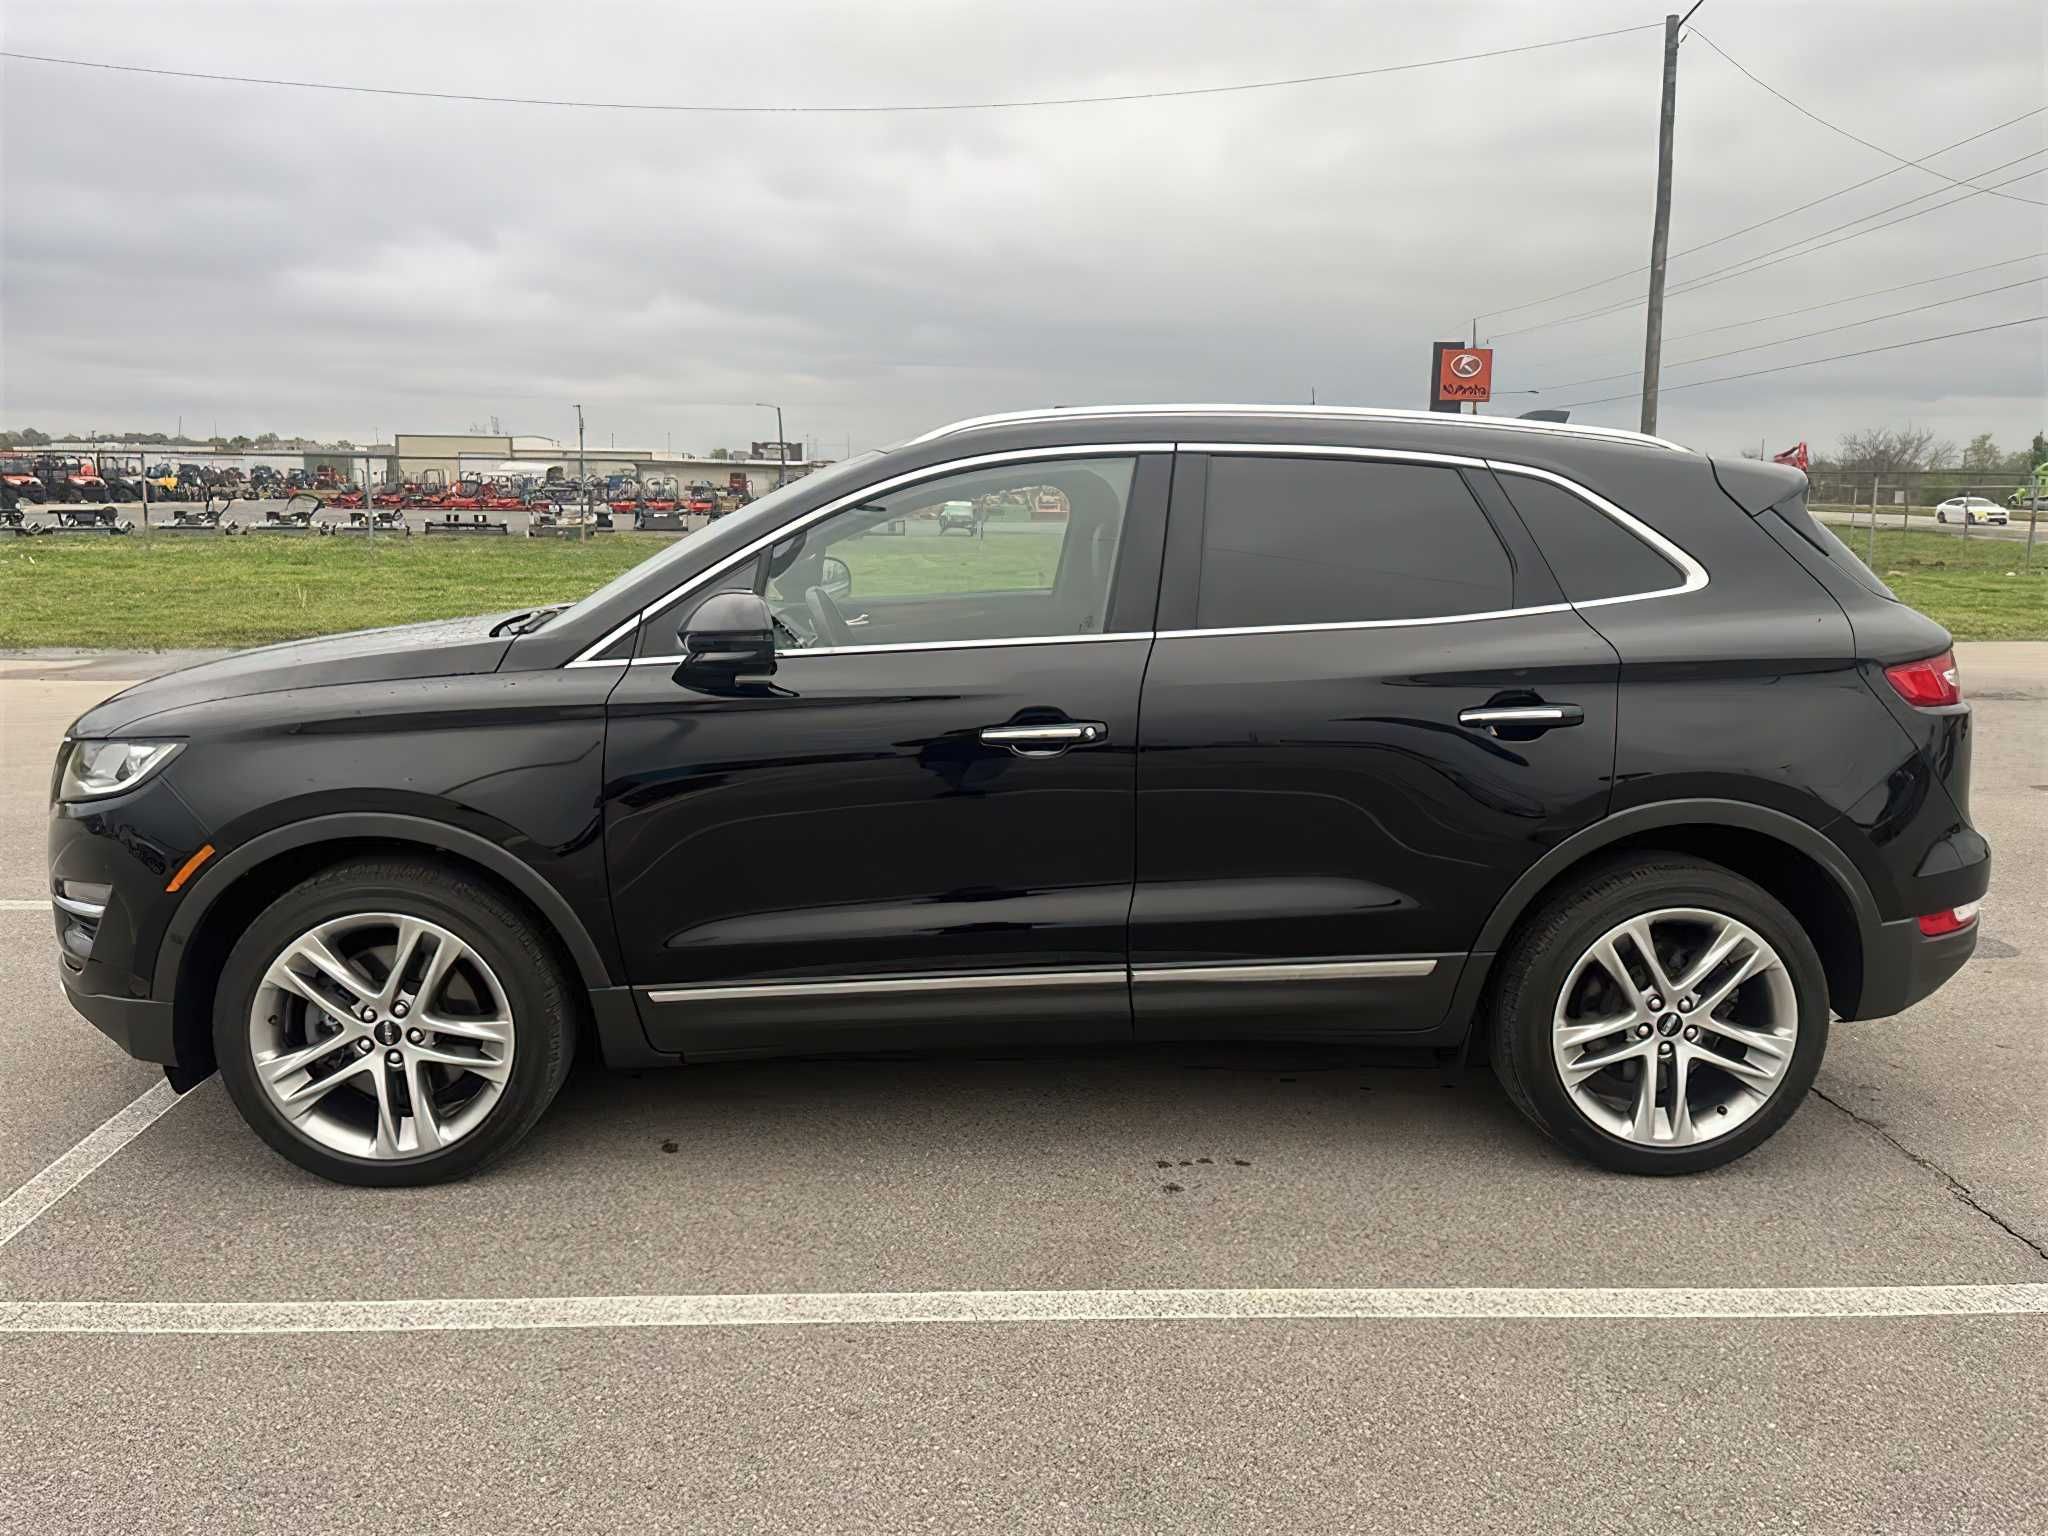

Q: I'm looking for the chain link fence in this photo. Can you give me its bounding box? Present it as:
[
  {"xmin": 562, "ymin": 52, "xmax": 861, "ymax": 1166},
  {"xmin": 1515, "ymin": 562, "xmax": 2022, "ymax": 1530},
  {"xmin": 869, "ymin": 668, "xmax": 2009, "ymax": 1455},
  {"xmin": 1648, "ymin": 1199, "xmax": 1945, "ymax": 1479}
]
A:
[{"xmin": 1803, "ymin": 469, "xmax": 2042, "ymax": 566}]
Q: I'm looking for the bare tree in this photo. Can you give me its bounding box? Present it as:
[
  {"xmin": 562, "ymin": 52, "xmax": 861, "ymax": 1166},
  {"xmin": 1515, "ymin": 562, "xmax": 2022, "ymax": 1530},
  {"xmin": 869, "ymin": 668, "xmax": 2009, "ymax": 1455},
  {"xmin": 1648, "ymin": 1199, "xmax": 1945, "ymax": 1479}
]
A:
[{"xmin": 1831, "ymin": 426, "xmax": 1957, "ymax": 475}]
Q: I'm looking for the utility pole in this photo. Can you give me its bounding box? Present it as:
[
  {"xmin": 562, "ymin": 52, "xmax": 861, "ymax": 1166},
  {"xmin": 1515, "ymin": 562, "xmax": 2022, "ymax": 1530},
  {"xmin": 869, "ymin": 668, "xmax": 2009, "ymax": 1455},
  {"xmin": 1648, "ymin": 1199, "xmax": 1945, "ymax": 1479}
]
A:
[
  {"xmin": 756, "ymin": 402, "xmax": 787, "ymax": 486},
  {"xmin": 1639, "ymin": 7, "xmax": 1693, "ymax": 436},
  {"xmin": 574, "ymin": 403, "xmax": 587, "ymax": 539}
]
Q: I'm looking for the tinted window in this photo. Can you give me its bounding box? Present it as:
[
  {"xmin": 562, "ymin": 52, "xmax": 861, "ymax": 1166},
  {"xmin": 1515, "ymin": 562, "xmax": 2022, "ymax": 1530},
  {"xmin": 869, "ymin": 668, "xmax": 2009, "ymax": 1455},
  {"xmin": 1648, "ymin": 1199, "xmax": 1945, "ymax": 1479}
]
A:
[
  {"xmin": 1497, "ymin": 473, "xmax": 1682, "ymax": 602},
  {"xmin": 1196, "ymin": 457, "xmax": 1512, "ymax": 628},
  {"xmin": 1769, "ymin": 493, "xmax": 1897, "ymax": 600}
]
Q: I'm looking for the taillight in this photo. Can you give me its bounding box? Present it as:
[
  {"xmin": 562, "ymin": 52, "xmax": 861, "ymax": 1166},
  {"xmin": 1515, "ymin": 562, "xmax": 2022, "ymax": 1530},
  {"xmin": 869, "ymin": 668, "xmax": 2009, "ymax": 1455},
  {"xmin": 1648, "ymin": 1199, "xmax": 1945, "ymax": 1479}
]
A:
[
  {"xmin": 1917, "ymin": 902, "xmax": 1980, "ymax": 937},
  {"xmin": 1884, "ymin": 649, "xmax": 1961, "ymax": 708}
]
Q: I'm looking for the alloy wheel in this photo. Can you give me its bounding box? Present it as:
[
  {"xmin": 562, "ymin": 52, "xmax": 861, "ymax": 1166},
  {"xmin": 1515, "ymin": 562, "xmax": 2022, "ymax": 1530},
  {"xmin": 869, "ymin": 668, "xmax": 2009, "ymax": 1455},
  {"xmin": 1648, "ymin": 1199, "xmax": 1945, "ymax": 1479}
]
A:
[
  {"xmin": 1550, "ymin": 906, "xmax": 1798, "ymax": 1147},
  {"xmin": 247, "ymin": 912, "xmax": 515, "ymax": 1159}
]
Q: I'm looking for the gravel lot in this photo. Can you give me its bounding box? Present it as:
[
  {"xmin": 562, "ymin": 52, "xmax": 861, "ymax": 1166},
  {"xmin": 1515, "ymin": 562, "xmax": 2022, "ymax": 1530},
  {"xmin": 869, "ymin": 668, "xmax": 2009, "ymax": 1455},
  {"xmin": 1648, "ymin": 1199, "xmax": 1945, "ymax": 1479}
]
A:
[{"xmin": 1, "ymin": 644, "xmax": 2043, "ymax": 1534}]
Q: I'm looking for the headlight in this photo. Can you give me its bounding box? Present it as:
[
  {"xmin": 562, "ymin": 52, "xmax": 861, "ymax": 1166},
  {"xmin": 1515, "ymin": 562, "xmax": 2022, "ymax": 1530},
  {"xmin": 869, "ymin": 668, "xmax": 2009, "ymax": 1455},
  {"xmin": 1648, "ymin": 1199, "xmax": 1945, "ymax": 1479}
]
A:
[{"xmin": 58, "ymin": 739, "xmax": 183, "ymax": 801}]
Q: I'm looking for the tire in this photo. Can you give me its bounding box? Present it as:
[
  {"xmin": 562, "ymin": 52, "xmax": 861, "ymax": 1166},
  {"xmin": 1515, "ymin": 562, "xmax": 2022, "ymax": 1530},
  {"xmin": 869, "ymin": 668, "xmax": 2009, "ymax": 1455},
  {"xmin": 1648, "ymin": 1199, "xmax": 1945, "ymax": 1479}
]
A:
[
  {"xmin": 214, "ymin": 855, "xmax": 577, "ymax": 1186},
  {"xmin": 1488, "ymin": 855, "xmax": 1829, "ymax": 1175}
]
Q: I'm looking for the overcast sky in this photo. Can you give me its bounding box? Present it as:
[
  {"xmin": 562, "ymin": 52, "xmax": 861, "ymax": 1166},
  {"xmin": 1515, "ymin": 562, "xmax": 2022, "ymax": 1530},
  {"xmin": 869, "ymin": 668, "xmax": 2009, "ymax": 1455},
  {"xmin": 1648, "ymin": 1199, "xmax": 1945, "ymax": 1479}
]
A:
[{"xmin": 3, "ymin": 0, "xmax": 2043, "ymax": 459}]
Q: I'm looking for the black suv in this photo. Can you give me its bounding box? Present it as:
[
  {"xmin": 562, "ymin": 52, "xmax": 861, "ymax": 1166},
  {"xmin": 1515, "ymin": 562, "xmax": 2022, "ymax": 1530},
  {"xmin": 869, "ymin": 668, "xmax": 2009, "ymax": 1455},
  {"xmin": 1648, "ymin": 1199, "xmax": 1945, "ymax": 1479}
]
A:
[{"xmin": 50, "ymin": 406, "xmax": 1987, "ymax": 1185}]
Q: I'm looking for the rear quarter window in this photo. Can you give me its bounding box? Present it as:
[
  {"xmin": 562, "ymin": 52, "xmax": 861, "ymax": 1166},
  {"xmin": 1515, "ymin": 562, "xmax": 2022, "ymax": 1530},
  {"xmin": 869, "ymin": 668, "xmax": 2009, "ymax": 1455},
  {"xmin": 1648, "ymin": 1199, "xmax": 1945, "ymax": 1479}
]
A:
[{"xmin": 1496, "ymin": 472, "xmax": 1682, "ymax": 602}]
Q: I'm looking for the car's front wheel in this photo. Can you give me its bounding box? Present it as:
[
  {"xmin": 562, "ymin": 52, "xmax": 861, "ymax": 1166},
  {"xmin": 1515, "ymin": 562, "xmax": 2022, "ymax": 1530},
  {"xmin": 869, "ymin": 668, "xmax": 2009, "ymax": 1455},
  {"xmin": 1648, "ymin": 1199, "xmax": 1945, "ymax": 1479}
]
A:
[
  {"xmin": 1489, "ymin": 856, "xmax": 1828, "ymax": 1175},
  {"xmin": 215, "ymin": 856, "xmax": 576, "ymax": 1186}
]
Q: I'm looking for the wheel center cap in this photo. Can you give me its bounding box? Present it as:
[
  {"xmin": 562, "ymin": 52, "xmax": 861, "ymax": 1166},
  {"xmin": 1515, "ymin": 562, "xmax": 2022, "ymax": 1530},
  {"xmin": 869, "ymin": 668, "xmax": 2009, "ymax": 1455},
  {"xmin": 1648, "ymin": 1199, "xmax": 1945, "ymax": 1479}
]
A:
[
  {"xmin": 373, "ymin": 1020, "xmax": 402, "ymax": 1047},
  {"xmin": 1655, "ymin": 1012, "xmax": 1683, "ymax": 1037}
]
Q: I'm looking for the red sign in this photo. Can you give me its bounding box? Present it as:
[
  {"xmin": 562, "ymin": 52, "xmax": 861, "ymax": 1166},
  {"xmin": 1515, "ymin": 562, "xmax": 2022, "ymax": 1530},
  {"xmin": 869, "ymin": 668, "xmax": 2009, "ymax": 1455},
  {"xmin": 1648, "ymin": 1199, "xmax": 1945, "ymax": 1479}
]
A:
[
  {"xmin": 1772, "ymin": 442, "xmax": 1809, "ymax": 471},
  {"xmin": 1437, "ymin": 347, "xmax": 1494, "ymax": 403}
]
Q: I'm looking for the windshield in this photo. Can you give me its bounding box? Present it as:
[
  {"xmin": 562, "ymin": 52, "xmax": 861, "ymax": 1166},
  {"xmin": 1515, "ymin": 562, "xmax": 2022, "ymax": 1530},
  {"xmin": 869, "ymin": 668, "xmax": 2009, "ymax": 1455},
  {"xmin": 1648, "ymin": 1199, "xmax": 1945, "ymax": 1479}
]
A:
[{"xmin": 551, "ymin": 452, "xmax": 882, "ymax": 629}]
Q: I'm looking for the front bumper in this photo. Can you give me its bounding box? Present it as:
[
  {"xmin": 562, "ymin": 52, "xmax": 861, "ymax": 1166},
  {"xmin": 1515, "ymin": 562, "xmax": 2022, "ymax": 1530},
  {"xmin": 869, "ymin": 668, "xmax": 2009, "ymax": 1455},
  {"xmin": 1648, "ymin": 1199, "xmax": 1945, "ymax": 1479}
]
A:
[
  {"xmin": 58, "ymin": 971, "xmax": 178, "ymax": 1064},
  {"xmin": 49, "ymin": 774, "xmax": 211, "ymax": 1069}
]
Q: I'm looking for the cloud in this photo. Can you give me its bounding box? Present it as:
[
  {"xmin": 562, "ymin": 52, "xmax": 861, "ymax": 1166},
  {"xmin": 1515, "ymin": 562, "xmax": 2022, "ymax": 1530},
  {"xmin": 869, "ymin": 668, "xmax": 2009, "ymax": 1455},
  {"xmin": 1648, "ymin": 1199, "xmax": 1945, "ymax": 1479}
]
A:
[{"xmin": 3, "ymin": 0, "xmax": 2042, "ymax": 458}]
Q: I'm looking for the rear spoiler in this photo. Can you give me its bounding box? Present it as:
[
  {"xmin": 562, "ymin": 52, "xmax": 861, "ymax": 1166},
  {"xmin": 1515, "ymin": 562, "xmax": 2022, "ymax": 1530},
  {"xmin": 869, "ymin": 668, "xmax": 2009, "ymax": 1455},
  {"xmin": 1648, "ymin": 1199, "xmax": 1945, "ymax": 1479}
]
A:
[{"xmin": 1710, "ymin": 455, "xmax": 1807, "ymax": 515}]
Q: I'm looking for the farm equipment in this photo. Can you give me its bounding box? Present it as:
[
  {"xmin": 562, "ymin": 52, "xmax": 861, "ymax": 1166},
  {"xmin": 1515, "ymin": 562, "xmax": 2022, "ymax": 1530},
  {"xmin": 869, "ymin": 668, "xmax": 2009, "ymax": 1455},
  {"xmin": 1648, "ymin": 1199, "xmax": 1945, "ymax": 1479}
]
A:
[
  {"xmin": 616, "ymin": 474, "xmax": 687, "ymax": 532},
  {"xmin": 334, "ymin": 506, "xmax": 410, "ymax": 536},
  {"xmin": 245, "ymin": 493, "xmax": 332, "ymax": 534},
  {"xmin": 151, "ymin": 495, "xmax": 241, "ymax": 535},
  {"xmin": 422, "ymin": 511, "xmax": 511, "ymax": 535},
  {"xmin": 247, "ymin": 465, "xmax": 286, "ymax": 498},
  {"xmin": 34, "ymin": 455, "xmax": 112, "ymax": 503},
  {"xmin": 528, "ymin": 501, "xmax": 613, "ymax": 536},
  {"xmin": 1, "ymin": 456, "xmax": 48, "ymax": 512},
  {"xmin": 39, "ymin": 502, "xmax": 134, "ymax": 535},
  {"xmin": 95, "ymin": 456, "xmax": 154, "ymax": 503},
  {"xmin": 0, "ymin": 507, "xmax": 40, "ymax": 537}
]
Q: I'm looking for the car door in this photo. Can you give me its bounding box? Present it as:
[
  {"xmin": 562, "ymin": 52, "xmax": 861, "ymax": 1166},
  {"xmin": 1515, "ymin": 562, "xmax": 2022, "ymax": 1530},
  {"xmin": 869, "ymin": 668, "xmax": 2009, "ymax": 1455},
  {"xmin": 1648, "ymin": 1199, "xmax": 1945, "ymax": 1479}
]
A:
[
  {"xmin": 1130, "ymin": 446, "xmax": 1624, "ymax": 1041},
  {"xmin": 604, "ymin": 449, "xmax": 1170, "ymax": 1059}
]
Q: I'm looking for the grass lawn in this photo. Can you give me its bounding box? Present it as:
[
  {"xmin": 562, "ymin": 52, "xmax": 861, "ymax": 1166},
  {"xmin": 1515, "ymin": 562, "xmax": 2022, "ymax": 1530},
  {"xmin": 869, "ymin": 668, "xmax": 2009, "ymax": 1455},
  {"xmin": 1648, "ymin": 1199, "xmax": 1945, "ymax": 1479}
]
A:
[
  {"xmin": 0, "ymin": 525, "xmax": 1073, "ymax": 650},
  {"xmin": 1855, "ymin": 528, "xmax": 2048, "ymax": 641},
  {"xmin": 1, "ymin": 521, "xmax": 2039, "ymax": 649}
]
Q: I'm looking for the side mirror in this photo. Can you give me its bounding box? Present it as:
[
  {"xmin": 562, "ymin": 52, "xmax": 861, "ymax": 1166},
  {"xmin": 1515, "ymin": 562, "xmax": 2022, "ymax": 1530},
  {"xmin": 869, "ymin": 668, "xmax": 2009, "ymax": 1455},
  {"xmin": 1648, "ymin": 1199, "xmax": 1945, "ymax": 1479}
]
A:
[
  {"xmin": 675, "ymin": 590, "xmax": 778, "ymax": 690},
  {"xmin": 821, "ymin": 556, "xmax": 852, "ymax": 600}
]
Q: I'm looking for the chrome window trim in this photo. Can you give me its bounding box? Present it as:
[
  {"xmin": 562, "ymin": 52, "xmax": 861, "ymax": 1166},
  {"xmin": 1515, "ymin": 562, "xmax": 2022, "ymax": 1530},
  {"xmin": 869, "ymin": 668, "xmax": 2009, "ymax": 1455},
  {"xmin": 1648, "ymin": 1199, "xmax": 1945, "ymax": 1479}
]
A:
[
  {"xmin": 566, "ymin": 443, "xmax": 1172, "ymax": 667},
  {"xmin": 909, "ymin": 404, "xmax": 1693, "ymax": 455},
  {"xmin": 570, "ymin": 443, "xmax": 1708, "ymax": 667},
  {"xmin": 1483, "ymin": 460, "xmax": 1708, "ymax": 607},
  {"xmin": 643, "ymin": 957, "xmax": 1442, "ymax": 1004},
  {"xmin": 617, "ymin": 631, "xmax": 1152, "ymax": 666}
]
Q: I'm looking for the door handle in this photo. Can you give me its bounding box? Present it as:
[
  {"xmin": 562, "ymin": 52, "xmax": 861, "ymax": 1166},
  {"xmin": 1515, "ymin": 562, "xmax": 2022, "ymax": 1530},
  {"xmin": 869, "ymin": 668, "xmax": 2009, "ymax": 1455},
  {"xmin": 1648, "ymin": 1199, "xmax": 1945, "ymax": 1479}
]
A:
[
  {"xmin": 979, "ymin": 721, "xmax": 1108, "ymax": 756},
  {"xmin": 1458, "ymin": 703, "xmax": 1585, "ymax": 732}
]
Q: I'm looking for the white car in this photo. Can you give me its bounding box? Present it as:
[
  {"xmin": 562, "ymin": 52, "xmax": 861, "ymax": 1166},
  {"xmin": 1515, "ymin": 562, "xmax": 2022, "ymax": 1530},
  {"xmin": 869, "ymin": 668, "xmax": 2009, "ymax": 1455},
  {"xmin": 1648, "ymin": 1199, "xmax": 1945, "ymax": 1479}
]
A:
[{"xmin": 1934, "ymin": 496, "xmax": 2008, "ymax": 526}]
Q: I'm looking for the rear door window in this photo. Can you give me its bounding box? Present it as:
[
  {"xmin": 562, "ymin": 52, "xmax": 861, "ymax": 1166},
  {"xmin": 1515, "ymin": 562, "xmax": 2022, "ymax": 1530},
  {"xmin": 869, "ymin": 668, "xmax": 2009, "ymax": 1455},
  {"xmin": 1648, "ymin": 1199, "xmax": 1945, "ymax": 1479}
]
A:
[
  {"xmin": 1496, "ymin": 473, "xmax": 1682, "ymax": 602},
  {"xmin": 1196, "ymin": 457, "xmax": 1514, "ymax": 628}
]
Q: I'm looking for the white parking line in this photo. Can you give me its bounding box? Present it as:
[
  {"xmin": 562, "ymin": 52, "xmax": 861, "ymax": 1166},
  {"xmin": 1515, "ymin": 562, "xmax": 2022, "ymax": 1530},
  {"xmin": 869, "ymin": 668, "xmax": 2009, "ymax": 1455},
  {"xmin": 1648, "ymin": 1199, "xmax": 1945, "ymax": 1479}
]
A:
[
  {"xmin": 0, "ymin": 900, "xmax": 51, "ymax": 912},
  {"xmin": 0, "ymin": 1081, "xmax": 183, "ymax": 1250},
  {"xmin": 3, "ymin": 1283, "xmax": 2044, "ymax": 1335}
]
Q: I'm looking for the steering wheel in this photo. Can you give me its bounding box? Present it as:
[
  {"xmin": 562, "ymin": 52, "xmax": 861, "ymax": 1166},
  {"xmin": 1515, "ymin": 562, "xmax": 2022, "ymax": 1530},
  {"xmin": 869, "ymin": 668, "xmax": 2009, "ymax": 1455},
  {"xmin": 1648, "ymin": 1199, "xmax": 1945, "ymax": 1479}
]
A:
[{"xmin": 804, "ymin": 585, "xmax": 854, "ymax": 648}]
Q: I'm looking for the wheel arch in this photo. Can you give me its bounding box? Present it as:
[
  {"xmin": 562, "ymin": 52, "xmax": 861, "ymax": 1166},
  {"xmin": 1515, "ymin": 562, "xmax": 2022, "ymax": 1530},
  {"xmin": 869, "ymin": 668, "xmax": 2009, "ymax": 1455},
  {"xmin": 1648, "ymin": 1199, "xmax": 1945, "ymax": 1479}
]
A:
[
  {"xmin": 155, "ymin": 814, "xmax": 615, "ymax": 1082},
  {"xmin": 1455, "ymin": 799, "xmax": 1879, "ymax": 1053}
]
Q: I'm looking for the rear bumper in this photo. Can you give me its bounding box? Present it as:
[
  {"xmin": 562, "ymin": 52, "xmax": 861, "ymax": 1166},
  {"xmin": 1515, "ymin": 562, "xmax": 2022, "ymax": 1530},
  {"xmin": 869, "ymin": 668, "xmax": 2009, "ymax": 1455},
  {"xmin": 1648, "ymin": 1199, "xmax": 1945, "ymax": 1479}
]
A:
[
  {"xmin": 1848, "ymin": 833, "xmax": 1991, "ymax": 1020},
  {"xmin": 1851, "ymin": 917, "xmax": 1980, "ymax": 1020}
]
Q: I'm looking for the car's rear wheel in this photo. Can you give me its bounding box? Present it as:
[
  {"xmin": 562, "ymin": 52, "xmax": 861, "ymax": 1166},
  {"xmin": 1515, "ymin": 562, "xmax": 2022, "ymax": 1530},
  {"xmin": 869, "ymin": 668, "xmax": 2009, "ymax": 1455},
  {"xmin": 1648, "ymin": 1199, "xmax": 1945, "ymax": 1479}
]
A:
[
  {"xmin": 1489, "ymin": 856, "xmax": 1828, "ymax": 1175},
  {"xmin": 215, "ymin": 856, "xmax": 576, "ymax": 1186}
]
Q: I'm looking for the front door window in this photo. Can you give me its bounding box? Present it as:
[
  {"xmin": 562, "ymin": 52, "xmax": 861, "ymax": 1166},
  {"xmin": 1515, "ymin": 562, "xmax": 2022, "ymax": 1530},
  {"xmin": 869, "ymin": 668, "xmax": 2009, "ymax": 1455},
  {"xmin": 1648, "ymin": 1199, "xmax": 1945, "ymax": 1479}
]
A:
[{"xmin": 761, "ymin": 457, "xmax": 1135, "ymax": 651}]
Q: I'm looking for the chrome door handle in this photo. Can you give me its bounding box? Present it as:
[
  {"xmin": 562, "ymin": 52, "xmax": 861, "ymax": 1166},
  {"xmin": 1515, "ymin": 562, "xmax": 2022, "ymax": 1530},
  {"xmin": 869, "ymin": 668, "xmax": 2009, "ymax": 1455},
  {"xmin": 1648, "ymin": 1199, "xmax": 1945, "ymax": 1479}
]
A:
[
  {"xmin": 979, "ymin": 721, "xmax": 1108, "ymax": 756},
  {"xmin": 1458, "ymin": 704, "xmax": 1585, "ymax": 730}
]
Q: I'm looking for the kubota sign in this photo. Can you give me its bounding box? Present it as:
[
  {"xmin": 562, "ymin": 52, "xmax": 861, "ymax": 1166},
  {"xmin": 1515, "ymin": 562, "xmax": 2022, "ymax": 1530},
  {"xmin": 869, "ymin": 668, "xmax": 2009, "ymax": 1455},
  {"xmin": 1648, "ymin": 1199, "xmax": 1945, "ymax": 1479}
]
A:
[{"xmin": 1437, "ymin": 347, "xmax": 1494, "ymax": 403}]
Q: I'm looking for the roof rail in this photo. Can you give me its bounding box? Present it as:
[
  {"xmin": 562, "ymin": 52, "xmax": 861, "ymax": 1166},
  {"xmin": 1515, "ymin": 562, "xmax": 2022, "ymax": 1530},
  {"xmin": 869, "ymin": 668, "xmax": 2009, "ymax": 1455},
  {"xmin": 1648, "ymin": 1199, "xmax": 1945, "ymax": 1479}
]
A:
[{"xmin": 909, "ymin": 404, "xmax": 1693, "ymax": 454}]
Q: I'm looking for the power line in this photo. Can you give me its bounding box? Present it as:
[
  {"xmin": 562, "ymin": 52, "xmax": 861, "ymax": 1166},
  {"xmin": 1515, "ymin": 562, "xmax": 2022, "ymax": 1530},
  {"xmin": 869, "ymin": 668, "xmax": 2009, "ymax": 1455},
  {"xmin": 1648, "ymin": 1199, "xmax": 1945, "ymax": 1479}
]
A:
[
  {"xmin": 1690, "ymin": 29, "xmax": 2046, "ymax": 207},
  {"xmin": 1475, "ymin": 102, "xmax": 2048, "ymax": 323},
  {"xmin": 1533, "ymin": 274, "xmax": 2046, "ymax": 392},
  {"xmin": 1549, "ymin": 314, "xmax": 2043, "ymax": 410},
  {"xmin": 1659, "ymin": 250, "xmax": 2047, "ymax": 344},
  {"xmin": 0, "ymin": 25, "xmax": 1662, "ymax": 113},
  {"xmin": 1490, "ymin": 147, "xmax": 2048, "ymax": 339}
]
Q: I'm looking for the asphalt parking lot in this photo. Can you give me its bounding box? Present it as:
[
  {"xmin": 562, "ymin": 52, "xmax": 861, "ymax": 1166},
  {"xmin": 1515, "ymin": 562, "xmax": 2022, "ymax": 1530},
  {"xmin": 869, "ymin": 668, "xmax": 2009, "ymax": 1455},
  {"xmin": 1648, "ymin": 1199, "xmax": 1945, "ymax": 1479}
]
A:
[{"xmin": 1, "ymin": 645, "xmax": 2043, "ymax": 1534}]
